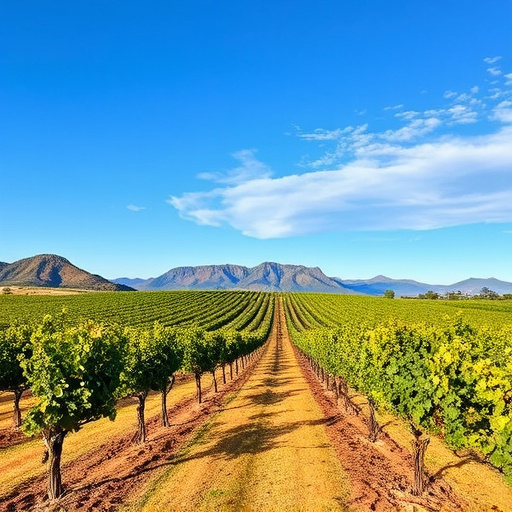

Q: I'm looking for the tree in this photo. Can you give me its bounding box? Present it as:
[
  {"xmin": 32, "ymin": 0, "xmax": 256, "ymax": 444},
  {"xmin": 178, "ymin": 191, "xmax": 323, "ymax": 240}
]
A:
[
  {"xmin": 479, "ymin": 287, "xmax": 499, "ymax": 299},
  {"xmin": 22, "ymin": 317, "xmax": 125, "ymax": 501},
  {"xmin": 419, "ymin": 290, "xmax": 439, "ymax": 300},
  {"xmin": 0, "ymin": 323, "xmax": 33, "ymax": 428},
  {"xmin": 384, "ymin": 289, "xmax": 395, "ymax": 299}
]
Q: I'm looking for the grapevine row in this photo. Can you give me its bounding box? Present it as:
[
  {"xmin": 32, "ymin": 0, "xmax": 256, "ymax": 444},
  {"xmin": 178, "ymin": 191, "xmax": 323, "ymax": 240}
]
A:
[
  {"xmin": 0, "ymin": 292, "xmax": 275, "ymax": 501},
  {"xmin": 284, "ymin": 294, "xmax": 512, "ymax": 492}
]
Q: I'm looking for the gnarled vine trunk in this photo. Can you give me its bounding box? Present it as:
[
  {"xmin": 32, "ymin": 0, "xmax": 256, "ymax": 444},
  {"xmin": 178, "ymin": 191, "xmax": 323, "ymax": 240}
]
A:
[
  {"xmin": 13, "ymin": 388, "xmax": 24, "ymax": 429},
  {"xmin": 412, "ymin": 429, "xmax": 430, "ymax": 495},
  {"xmin": 133, "ymin": 391, "xmax": 148, "ymax": 443},
  {"xmin": 161, "ymin": 375, "xmax": 175, "ymax": 427},
  {"xmin": 212, "ymin": 370, "xmax": 218, "ymax": 393},
  {"xmin": 42, "ymin": 427, "xmax": 67, "ymax": 501},
  {"xmin": 195, "ymin": 372, "xmax": 202, "ymax": 404}
]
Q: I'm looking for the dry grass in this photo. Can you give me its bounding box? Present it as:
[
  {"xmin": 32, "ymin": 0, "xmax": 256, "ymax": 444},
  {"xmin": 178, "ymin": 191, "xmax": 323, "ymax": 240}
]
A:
[{"xmin": 1, "ymin": 286, "xmax": 93, "ymax": 296}]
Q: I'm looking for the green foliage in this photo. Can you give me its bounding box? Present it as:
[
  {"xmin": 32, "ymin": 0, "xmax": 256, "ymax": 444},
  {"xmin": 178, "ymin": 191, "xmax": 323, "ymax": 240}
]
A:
[
  {"xmin": 384, "ymin": 290, "xmax": 395, "ymax": 299},
  {"xmin": 0, "ymin": 323, "xmax": 33, "ymax": 392},
  {"xmin": 120, "ymin": 322, "xmax": 184, "ymax": 397},
  {"xmin": 478, "ymin": 287, "xmax": 499, "ymax": 300},
  {"xmin": 289, "ymin": 300, "xmax": 512, "ymax": 483},
  {"xmin": 0, "ymin": 290, "xmax": 274, "ymax": 331},
  {"xmin": 181, "ymin": 327, "xmax": 211, "ymax": 376},
  {"xmin": 22, "ymin": 316, "xmax": 126, "ymax": 436},
  {"xmin": 418, "ymin": 290, "xmax": 440, "ymax": 300}
]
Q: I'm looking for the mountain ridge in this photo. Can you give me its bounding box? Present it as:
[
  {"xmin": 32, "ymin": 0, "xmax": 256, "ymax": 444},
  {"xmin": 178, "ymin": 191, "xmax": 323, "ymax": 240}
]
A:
[
  {"xmin": 0, "ymin": 254, "xmax": 134, "ymax": 292},
  {"xmin": 112, "ymin": 262, "xmax": 512, "ymax": 296},
  {"xmin": 2, "ymin": 254, "xmax": 511, "ymax": 296}
]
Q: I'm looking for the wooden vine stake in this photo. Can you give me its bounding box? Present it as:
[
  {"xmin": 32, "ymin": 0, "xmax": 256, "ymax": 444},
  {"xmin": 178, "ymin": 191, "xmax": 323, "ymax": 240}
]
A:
[{"xmin": 411, "ymin": 425, "xmax": 430, "ymax": 496}]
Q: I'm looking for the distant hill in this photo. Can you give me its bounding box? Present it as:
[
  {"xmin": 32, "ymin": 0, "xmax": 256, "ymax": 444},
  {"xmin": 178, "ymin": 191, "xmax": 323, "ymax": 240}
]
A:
[
  {"xmin": 114, "ymin": 262, "xmax": 358, "ymax": 294},
  {"xmin": 336, "ymin": 275, "xmax": 512, "ymax": 297},
  {"xmin": 337, "ymin": 275, "xmax": 444, "ymax": 297},
  {"xmin": 0, "ymin": 254, "xmax": 134, "ymax": 292},
  {"xmin": 443, "ymin": 277, "xmax": 512, "ymax": 296}
]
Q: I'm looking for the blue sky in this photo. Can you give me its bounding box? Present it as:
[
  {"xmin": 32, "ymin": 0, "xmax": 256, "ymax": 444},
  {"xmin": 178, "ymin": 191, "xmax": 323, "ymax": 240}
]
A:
[{"xmin": 1, "ymin": 1, "xmax": 511, "ymax": 284}]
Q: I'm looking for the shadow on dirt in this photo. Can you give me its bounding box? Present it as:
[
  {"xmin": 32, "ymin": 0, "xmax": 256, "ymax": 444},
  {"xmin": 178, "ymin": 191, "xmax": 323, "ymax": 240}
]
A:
[
  {"xmin": 172, "ymin": 415, "xmax": 336, "ymax": 466},
  {"xmin": 431, "ymin": 451, "xmax": 483, "ymax": 481}
]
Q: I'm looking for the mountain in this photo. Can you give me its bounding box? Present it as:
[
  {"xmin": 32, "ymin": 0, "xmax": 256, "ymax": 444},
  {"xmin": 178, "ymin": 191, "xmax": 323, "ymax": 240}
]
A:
[
  {"xmin": 442, "ymin": 277, "xmax": 512, "ymax": 296},
  {"xmin": 335, "ymin": 275, "xmax": 512, "ymax": 297},
  {"xmin": 139, "ymin": 264, "xmax": 251, "ymax": 291},
  {"xmin": 336, "ymin": 275, "xmax": 444, "ymax": 297},
  {"xmin": 0, "ymin": 254, "xmax": 134, "ymax": 292},
  {"xmin": 113, "ymin": 262, "xmax": 357, "ymax": 294},
  {"xmin": 236, "ymin": 262, "xmax": 355, "ymax": 293},
  {"xmin": 113, "ymin": 264, "xmax": 512, "ymax": 296}
]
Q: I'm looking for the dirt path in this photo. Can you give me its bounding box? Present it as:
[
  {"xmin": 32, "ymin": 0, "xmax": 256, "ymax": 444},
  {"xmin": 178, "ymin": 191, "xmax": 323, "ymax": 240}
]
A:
[{"xmin": 136, "ymin": 299, "xmax": 349, "ymax": 512}]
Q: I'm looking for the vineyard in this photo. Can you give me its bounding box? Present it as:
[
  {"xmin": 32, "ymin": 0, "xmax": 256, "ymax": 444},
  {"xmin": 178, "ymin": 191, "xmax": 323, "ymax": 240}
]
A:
[
  {"xmin": 1, "ymin": 290, "xmax": 512, "ymax": 511},
  {"xmin": 283, "ymin": 293, "xmax": 512, "ymax": 492},
  {"xmin": 0, "ymin": 290, "xmax": 274, "ymax": 331},
  {"xmin": 0, "ymin": 291, "xmax": 274, "ymax": 507}
]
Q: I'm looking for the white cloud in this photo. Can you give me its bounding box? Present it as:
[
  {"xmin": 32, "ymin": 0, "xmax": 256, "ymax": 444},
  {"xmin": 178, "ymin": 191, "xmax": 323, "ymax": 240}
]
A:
[
  {"xmin": 197, "ymin": 149, "xmax": 272, "ymax": 184},
  {"xmin": 492, "ymin": 101, "xmax": 512, "ymax": 123},
  {"xmin": 484, "ymin": 56, "xmax": 502, "ymax": 64},
  {"xmin": 170, "ymin": 125, "xmax": 512, "ymax": 238},
  {"xmin": 395, "ymin": 110, "xmax": 419, "ymax": 120},
  {"xmin": 381, "ymin": 117, "xmax": 442, "ymax": 142},
  {"xmin": 384, "ymin": 104, "xmax": 404, "ymax": 111},
  {"xmin": 127, "ymin": 205, "xmax": 146, "ymax": 212},
  {"xmin": 169, "ymin": 68, "xmax": 512, "ymax": 239},
  {"xmin": 446, "ymin": 104, "xmax": 478, "ymax": 124},
  {"xmin": 487, "ymin": 67, "xmax": 502, "ymax": 76},
  {"xmin": 297, "ymin": 127, "xmax": 354, "ymax": 141}
]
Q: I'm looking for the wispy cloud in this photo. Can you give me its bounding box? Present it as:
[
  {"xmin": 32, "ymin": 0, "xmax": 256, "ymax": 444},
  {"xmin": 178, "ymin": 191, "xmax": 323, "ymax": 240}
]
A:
[
  {"xmin": 197, "ymin": 149, "xmax": 272, "ymax": 184},
  {"xmin": 487, "ymin": 66, "xmax": 502, "ymax": 76},
  {"xmin": 384, "ymin": 104, "xmax": 404, "ymax": 111},
  {"xmin": 169, "ymin": 66, "xmax": 512, "ymax": 239},
  {"xmin": 484, "ymin": 56, "xmax": 502, "ymax": 64},
  {"xmin": 127, "ymin": 205, "xmax": 146, "ymax": 212}
]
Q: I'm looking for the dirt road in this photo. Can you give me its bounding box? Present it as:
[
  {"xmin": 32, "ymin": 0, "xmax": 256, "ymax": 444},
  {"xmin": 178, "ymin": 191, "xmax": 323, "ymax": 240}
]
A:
[{"xmin": 137, "ymin": 300, "xmax": 349, "ymax": 511}]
